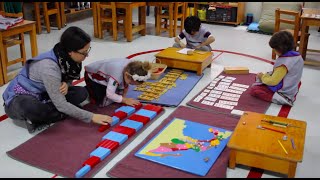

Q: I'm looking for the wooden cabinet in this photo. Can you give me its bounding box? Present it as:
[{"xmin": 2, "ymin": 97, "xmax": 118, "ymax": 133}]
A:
[{"xmin": 185, "ymin": 2, "xmax": 245, "ymax": 26}]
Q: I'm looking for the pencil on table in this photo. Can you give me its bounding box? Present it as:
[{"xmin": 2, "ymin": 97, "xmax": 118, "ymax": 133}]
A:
[{"xmin": 278, "ymin": 139, "xmax": 288, "ymax": 155}]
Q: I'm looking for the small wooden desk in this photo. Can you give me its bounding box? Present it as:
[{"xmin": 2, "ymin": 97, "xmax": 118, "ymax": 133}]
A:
[
  {"xmin": 227, "ymin": 111, "xmax": 307, "ymax": 178},
  {"xmin": 299, "ymin": 8, "xmax": 320, "ymax": 66},
  {"xmin": 154, "ymin": 47, "xmax": 213, "ymax": 75},
  {"xmin": 0, "ymin": 20, "xmax": 38, "ymax": 86},
  {"xmin": 92, "ymin": 2, "xmax": 146, "ymax": 42}
]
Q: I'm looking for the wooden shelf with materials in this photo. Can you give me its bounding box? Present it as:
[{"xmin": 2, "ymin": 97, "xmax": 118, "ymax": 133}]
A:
[
  {"xmin": 185, "ymin": 2, "xmax": 245, "ymax": 26},
  {"xmin": 59, "ymin": 2, "xmax": 92, "ymax": 27}
]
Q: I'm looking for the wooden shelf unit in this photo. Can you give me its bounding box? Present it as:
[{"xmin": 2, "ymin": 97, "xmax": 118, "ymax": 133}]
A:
[
  {"xmin": 60, "ymin": 2, "xmax": 92, "ymax": 27},
  {"xmin": 186, "ymin": 2, "xmax": 245, "ymax": 26}
]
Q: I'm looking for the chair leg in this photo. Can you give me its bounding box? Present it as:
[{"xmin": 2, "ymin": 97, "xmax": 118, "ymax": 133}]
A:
[
  {"xmin": 156, "ymin": 7, "xmax": 161, "ymax": 35},
  {"xmin": 112, "ymin": 21, "xmax": 118, "ymax": 41},
  {"xmin": 2, "ymin": 46, "xmax": 8, "ymax": 83},
  {"xmin": 97, "ymin": 7, "xmax": 102, "ymax": 39},
  {"xmin": 123, "ymin": 20, "xmax": 126, "ymax": 38},
  {"xmin": 173, "ymin": 3, "xmax": 178, "ymax": 37},
  {"xmin": 168, "ymin": 4, "xmax": 174, "ymax": 38},
  {"xmin": 42, "ymin": 3, "xmax": 51, "ymax": 33},
  {"xmin": 154, "ymin": 6, "xmax": 157, "ymax": 27},
  {"xmin": 55, "ymin": 2, "xmax": 62, "ymax": 30},
  {"xmin": 111, "ymin": 6, "xmax": 118, "ymax": 41}
]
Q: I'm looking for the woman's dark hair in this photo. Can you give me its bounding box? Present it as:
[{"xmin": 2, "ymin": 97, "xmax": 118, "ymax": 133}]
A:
[
  {"xmin": 184, "ymin": 16, "xmax": 201, "ymax": 34},
  {"xmin": 60, "ymin": 26, "xmax": 91, "ymax": 52},
  {"xmin": 269, "ymin": 30, "xmax": 294, "ymax": 55}
]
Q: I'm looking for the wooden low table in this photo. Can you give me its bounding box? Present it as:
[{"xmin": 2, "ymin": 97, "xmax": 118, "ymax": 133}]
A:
[
  {"xmin": 227, "ymin": 111, "xmax": 306, "ymax": 178},
  {"xmin": 154, "ymin": 47, "xmax": 213, "ymax": 75}
]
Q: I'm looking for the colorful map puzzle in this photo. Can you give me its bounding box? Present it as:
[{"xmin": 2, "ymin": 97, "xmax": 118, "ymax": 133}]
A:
[{"xmin": 134, "ymin": 118, "xmax": 232, "ymax": 176}]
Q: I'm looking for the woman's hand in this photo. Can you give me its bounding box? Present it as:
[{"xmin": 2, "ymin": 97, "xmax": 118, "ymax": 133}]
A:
[
  {"xmin": 123, "ymin": 97, "xmax": 140, "ymax": 106},
  {"xmin": 92, "ymin": 114, "xmax": 113, "ymax": 125},
  {"xmin": 60, "ymin": 82, "xmax": 68, "ymax": 95}
]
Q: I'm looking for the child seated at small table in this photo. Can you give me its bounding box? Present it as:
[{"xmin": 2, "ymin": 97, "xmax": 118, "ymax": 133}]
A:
[{"xmin": 173, "ymin": 16, "xmax": 215, "ymax": 52}]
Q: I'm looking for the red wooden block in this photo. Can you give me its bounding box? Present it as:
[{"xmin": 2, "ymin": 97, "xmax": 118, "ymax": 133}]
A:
[
  {"xmin": 122, "ymin": 103, "xmax": 142, "ymax": 110},
  {"xmin": 96, "ymin": 139, "xmax": 120, "ymax": 151},
  {"xmin": 98, "ymin": 124, "xmax": 110, "ymax": 132},
  {"xmin": 133, "ymin": 103, "xmax": 143, "ymax": 110},
  {"xmin": 112, "ymin": 125, "xmax": 136, "ymax": 137},
  {"xmin": 83, "ymin": 156, "xmax": 101, "ymax": 168},
  {"xmin": 113, "ymin": 110, "xmax": 127, "ymax": 120},
  {"xmin": 143, "ymin": 104, "xmax": 163, "ymax": 114},
  {"xmin": 128, "ymin": 114, "xmax": 150, "ymax": 125}
]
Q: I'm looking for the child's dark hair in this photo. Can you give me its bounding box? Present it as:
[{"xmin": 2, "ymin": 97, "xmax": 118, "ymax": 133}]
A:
[
  {"xmin": 60, "ymin": 26, "xmax": 91, "ymax": 53},
  {"xmin": 125, "ymin": 61, "xmax": 152, "ymax": 83},
  {"xmin": 269, "ymin": 30, "xmax": 294, "ymax": 55},
  {"xmin": 184, "ymin": 16, "xmax": 201, "ymax": 34}
]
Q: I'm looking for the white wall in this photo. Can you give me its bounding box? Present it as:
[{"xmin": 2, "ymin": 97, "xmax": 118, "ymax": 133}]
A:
[{"xmin": 244, "ymin": 2, "xmax": 320, "ymax": 22}]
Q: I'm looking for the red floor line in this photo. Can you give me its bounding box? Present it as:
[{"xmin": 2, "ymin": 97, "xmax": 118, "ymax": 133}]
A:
[
  {"xmin": 246, "ymin": 105, "xmax": 292, "ymax": 178},
  {"xmin": 0, "ymin": 114, "xmax": 8, "ymax": 122},
  {"xmin": 212, "ymin": 51, "xmax": 224, "ymax": 61},
  {"xmin": 51, "ymin": 174, "xmax": 58, "ymax": 178}
]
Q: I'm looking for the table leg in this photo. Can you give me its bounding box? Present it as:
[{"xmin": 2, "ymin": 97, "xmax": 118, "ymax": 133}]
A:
[
  {"xmin": 30, "ymin": 24, "xmax": 38, "ymax": 57},
  {"xmin": 92, "ymin": 2, "xmax": 98, "ymax": 38},
  {"xmin": 299, "ymin": 19, "xmax": 308, "ymax": 60},
  {"xmin": 0, "ymin": 34, "xmax": 5, "ymax": 85},
  {"xmin": 229, "ymin": 149, "xmax": 236, "ymax": 169},
  {"xmin": 288, "ymin": 162, "xmax": 297, "ymax": 178},
  {"xmin": 126, "ymin": 7, "xmax": 133, "ymax": 42},
  {"xmin": 34, "ymin": 2, "xmax": 41, "ymax": 34},
  {"xmin": 197, "ymin": 66, "xmax": 202, "ymax": 76}
]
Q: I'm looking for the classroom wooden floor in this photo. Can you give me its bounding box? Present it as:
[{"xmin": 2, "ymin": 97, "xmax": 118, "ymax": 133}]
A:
[{"xmin": 0, "ymin": 8, "xmax": 320, "ymax": 178}]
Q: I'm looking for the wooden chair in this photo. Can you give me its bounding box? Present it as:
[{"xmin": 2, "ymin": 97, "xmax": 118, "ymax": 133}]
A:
[
  {"xmin": 156, "ymin": 2, "xmax": 185, "ymax": 38},
  {"xmin": 0, "ymin": 3, "xmax": 26, "ymax": 83},
  {"xmin": 34, "ymin": 2, "xmax": 61, "ymax": 33},
  {"xmin": 96, "ymin": 2, "xmax": 126, "ymax": 41},
  {"xmin": 272, "ymin": 8, "xmax": 309, "ymax": 60}
]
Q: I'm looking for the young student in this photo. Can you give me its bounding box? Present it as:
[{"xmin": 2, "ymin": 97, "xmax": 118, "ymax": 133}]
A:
[
  {"xmin": 3, "ymin": 26, "xmax": 113, "ymax": 133},
  {"xmin": 249, "ymin": 30, "xmax": 304, "ymax": 106},
  {"xmin": 84, "ymin": 58, "xmax": 152, "ymax": 107},
  {"xmin": 173, "ymin": 16, "xmax": 215, "ymax": 52}
]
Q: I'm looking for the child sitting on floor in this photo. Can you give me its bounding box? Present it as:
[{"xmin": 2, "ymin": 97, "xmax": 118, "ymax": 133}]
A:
[
  {"xmin": 249, "ymin": 30, "xmax": 304, "ymax": 106},
  {"xmin": 173, "ymin": 16, "xmax": 215, "ymax": 52}
]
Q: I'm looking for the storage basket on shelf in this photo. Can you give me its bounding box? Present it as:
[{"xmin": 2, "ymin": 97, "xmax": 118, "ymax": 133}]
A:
[{"xmin": 150, "ymin": 62, "xmax": 167, "ymax": 80}]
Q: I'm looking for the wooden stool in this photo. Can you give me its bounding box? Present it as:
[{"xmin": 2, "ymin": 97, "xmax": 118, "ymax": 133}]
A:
[{"xmin": 96, "ymin": 2, "xmax": 126, "ymax": 41}]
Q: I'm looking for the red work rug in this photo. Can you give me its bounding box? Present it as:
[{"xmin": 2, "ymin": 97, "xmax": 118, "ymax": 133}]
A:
[{"xmin": 107, "ymin": 105, "xmax": 239, "ymax": 178}]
